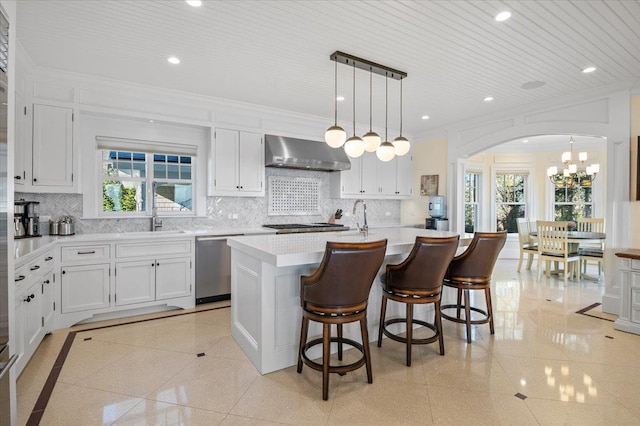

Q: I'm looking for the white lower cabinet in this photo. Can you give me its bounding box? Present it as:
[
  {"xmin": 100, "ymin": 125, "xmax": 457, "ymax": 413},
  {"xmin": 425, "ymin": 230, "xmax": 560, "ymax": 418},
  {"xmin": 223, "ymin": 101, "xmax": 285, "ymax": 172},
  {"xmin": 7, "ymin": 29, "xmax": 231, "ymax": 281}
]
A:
[
  {"xmin": 56, "ymin": 237, "xmax": 194, "ymax": 328},
  {"xmin": 41, "ymin": 269, "xmax": 55, "ymax": 333},
  {"xmin": 614, "ymin": 255, "xmax": 640, "ymax": 335},
  {"xmin": 155, "ymin": 257, "xmax": 191, "ymax": 300},
  {"xmin": 60, "ymin": 263, "xmax": 111, "ymax": 313},
  {"xmin": 115, "ymin": 260, "xmax": 156, "ymax": 306}
]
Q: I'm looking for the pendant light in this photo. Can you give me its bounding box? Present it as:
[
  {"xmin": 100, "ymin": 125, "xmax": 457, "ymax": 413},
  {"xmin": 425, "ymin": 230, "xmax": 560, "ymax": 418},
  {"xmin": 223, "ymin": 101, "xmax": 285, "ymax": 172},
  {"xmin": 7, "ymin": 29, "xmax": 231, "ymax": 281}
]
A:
[
  {"xmin": 362, "ymin": 68, "xmax": 381, "ymax": 152},
  {"xmin": 392, "ymin": 77, "xmax": 410, "ymax": 156},
  {"xmin": 343, "ymin": 61, "xmax": 365, "ymax": 158},
  {"xmin": 376, "ymin": 74, "xmax": 396, "ymax": 162},
  {"xmin": 325, "ymin": 60, "xmax": 346, "ymax": 148}
]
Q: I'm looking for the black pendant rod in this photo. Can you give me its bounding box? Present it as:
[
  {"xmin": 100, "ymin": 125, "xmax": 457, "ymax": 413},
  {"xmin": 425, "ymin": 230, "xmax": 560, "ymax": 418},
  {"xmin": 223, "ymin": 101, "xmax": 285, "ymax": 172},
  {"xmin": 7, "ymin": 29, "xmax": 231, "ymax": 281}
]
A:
[{"xmin": 330, "ymin": 51, "xmax": 407, "ymax": 80}]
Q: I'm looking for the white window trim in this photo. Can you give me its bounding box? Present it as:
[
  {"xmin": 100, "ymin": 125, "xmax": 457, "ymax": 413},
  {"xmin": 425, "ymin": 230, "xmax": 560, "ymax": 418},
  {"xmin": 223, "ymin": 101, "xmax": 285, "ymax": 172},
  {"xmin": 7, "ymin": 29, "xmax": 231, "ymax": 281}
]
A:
[
  {"xmin": 491, "ymin": 166, "xmax": 535, "ymax": 233},
  {"xmin": 83, "ymin": 137, "xmax": 207, "ymax": 219},
  {"xmin": 464, "ymin": 170, "xmax": 482, "ymax": 234}
]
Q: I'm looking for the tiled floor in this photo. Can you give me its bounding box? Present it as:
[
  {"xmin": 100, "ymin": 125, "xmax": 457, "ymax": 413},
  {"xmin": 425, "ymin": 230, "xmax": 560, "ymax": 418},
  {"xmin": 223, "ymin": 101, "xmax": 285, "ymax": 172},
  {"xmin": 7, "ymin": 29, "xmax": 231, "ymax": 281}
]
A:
[{"xmin": 16, "ymin": 260, "xmax": 640, "ymax": 425}]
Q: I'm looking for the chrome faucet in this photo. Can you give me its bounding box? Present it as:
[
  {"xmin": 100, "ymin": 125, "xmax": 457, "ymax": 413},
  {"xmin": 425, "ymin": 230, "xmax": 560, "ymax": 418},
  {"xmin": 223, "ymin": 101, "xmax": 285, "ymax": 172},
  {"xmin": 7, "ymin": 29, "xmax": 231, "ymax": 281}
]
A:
[
  {"xmin": 353, "ymin": 199, "xmax": 368, "ymax": 238},
  {"xmin": 151, "ymin": 208, "xmax": 163, "ymax": 231}
]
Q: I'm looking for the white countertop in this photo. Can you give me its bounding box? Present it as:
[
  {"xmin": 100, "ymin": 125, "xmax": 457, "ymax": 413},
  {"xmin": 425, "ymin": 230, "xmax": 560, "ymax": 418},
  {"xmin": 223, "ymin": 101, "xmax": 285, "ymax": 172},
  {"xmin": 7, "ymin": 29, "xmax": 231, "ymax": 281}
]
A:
[
  {"xmin": 14, "ymin": 227, "xmax": 276, "ymax": 263},
  {"xmin": 227, "ymin": 228, "xmax": 465, "ymax": 268}
]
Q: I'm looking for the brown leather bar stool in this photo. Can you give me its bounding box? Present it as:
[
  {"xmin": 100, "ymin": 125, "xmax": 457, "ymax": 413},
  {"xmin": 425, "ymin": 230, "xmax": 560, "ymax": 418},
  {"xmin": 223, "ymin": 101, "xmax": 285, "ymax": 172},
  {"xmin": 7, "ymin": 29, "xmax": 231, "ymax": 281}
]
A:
[
  {"xmin": 377, "ymin": 235, "xmax": 459, "ymax": 366},
  {"xmin": 297, "ymin": 239, "xmax": 387, "ymax": 400},
  {"xmin": 441, "ymin": 232, "xmax": 506, "ymax": 343}
]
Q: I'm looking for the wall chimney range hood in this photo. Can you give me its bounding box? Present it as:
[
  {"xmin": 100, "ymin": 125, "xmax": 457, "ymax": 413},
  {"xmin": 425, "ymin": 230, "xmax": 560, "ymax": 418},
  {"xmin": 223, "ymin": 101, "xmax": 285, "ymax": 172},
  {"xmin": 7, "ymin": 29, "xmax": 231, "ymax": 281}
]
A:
[{"xmin": 265, "ymin": 134, "xmax": 351, "ymax": 172}]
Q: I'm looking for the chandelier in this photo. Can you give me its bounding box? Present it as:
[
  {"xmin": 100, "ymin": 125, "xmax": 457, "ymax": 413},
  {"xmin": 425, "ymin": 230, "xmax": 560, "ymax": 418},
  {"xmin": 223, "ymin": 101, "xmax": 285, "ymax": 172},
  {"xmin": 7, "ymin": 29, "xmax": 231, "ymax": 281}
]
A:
[
  {"xmin": 324, "ymin": 51, "xmax": 409, "ymax": 162},
  {"xmin": 546, "ymin": 136, "xmax": 600, "ymax": 187}
]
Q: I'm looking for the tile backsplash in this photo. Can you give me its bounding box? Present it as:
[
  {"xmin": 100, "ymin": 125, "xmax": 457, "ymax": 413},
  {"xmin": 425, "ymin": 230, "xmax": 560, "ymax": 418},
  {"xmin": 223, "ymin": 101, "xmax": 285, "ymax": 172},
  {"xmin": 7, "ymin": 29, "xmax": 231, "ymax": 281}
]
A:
[{"xmin": 16, "ymin": 168, "xmax": 402, "ymax": 234}]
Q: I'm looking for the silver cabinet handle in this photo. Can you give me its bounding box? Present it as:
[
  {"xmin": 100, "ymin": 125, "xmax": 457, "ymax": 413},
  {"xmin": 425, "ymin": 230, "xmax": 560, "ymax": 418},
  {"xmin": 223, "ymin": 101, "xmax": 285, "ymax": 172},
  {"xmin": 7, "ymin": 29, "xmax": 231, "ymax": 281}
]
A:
[
  {"xmin": 0, "ymin": 354, "xmax": 18, "ymax": 381},
  {"xmin": 77, "ymin": 250, "xmax": 96, "ymax": 255}
]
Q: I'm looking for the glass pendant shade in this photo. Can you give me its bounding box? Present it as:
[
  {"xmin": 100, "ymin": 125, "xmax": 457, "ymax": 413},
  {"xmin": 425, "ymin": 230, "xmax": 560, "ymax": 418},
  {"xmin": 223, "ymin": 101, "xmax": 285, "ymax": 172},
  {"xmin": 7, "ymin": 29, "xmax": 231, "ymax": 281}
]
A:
[
  {"xmin": 377, "ymin": 141, "xmax": 395, "ymax": 161},
  {"xmin": 344, "ymin": 135, "xmax": 365, "ymax": 158},
  {"xmin": 362, "ymin": 131, "xmax": 381, "ymax": 152},
  {"xmin": 392, "ymin": 136, "xmax": 410, "ymax": 156},
  {"xmin": 325, "ymin": 125, "xmax": 346, "ymax": 148}
]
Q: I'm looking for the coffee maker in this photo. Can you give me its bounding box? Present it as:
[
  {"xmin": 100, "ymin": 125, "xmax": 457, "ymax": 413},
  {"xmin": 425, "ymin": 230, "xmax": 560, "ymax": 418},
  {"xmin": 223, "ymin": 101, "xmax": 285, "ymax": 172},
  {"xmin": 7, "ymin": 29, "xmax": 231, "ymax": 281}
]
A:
[{"xmin": 14, "ymin": 200, "xmax": 41, "ymax": 238}]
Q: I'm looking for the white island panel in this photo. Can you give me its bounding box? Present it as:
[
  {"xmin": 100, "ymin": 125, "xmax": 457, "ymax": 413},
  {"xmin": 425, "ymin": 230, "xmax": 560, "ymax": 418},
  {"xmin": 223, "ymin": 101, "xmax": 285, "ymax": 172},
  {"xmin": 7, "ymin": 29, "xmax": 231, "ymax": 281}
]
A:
[{"xmin": 229, "ymin": 228, "xmax": 466, "ymax": 374}]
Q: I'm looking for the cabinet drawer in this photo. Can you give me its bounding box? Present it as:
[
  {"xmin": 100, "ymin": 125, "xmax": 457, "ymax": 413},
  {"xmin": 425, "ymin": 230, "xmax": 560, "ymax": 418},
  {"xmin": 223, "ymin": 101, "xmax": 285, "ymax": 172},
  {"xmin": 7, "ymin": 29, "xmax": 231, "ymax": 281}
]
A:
[
  {"xmin": 632, "ymin": 259, "xmax": 640, "ymax": 271},
  {"xmin": 61, "ymin": 245, "xmax": 110, "ymax": 262},
  {"xmin": 115, "ymin": 240, "xmax": 191, "ymax": 258}
]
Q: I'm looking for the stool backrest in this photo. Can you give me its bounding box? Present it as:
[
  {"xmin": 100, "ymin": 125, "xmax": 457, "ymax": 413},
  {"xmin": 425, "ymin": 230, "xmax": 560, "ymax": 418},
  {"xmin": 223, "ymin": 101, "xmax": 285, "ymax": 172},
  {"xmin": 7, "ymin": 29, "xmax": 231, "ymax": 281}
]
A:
[
  {"xmin": 446, "ymin": 232, "xmax": 507, "ymax": 284},
  {"xmin": 386, "ymin": 236, "xmax": 459, "ymax": 294},
  {"xmin": 301, "ymin": 239, "xmax": 387, "ymax": 311}
]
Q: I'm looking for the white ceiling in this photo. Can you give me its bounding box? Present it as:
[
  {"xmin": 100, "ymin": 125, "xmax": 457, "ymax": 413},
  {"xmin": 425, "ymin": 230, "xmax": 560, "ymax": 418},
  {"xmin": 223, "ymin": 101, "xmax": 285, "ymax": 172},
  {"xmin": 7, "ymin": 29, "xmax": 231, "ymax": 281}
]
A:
[
  {"xmin": 487, "ymin": 134, "xmax": 607, "ymax": 153},
  {"xmin": 15, "ymin": 0, "xmax": 640, "ymax": 137}
]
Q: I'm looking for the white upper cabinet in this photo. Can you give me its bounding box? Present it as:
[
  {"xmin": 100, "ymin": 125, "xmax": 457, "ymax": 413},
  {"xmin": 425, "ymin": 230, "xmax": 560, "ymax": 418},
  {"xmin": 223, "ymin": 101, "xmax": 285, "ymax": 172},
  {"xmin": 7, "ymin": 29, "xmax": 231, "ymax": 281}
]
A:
[
  {"xmin": 331, "ymin": 152, "xmax": 412, "ymax": 199},
  {"xmin": 14, "ymin": 93, "xmax": 27, "ymax": 186},
  {"xmin": 210, "ymin": 128, "xmax": 265, "ymax": 197},
  {"xmin": 31, "ymin": 104, "xmax": 76, "ymax": 191}
]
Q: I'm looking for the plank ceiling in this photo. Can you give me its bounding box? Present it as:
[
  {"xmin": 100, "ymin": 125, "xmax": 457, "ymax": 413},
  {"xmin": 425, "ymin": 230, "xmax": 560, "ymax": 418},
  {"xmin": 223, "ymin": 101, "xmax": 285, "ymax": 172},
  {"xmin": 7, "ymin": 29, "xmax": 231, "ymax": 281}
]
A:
[{"xmin": 15, "ymin": 0, "xmax": 640, "ymax": 138}]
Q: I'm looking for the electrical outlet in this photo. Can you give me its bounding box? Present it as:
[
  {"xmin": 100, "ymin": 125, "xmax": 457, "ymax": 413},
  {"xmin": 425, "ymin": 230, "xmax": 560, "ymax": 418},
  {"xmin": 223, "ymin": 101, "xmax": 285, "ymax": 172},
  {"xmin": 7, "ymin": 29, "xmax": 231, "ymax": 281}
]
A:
[
  {"xmin": 385, "ymin": 212, "xmax": 391, "ymax": 216},
  {"xmin": 232, "ymin": 214, "xmax": 238, "ymax": 219},
  {"xmin": 227, "ymin": 213, "xmax": 233, "ymax": 219}
]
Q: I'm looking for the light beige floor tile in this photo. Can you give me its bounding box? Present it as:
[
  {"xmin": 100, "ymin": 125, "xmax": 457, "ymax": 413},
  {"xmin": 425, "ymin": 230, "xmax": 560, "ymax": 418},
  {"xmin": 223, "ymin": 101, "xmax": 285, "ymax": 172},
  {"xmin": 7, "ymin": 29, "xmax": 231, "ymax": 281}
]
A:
[
  {"xmin": 39, "ymin": 382, "xmax": 143, "ymax": 425},
  {"xmin": 16, "ymin": 390, "xmax": 39, "ymax": 426},
  {"xmin": 495, "ymin": 354, "xmax": 618, "ymax": 406},
  {"xmin": 229, "ymin": 370, "xmax": 333, "ymax": 425},
  {"xmin": 204, "ymin": 335, "xmax": 252, "ymax": 362},
  {"xmin": 576, "ymin": 362, "xmax": 640, "ymax": 408},
  {"xmin": 328, "ymin": 379, "xmax": 432, "ymax": 425},
  {"xmin": 422, "ymin": 353, "xmax": 515, "ymax": 393},
  {"xmin": 148, "ymin": 355, "xmax": 259, "ymax": 413},
  {"xmin": 87, "ymin": 318, "xmax": 184, "ymax": 348},
  {"xmin": 145, "ymin": 321, "xmax": 229, "ymax": 354},
  {"xmin": 221, "ymin": 414, "xmax": 294, "ymax": 425},
  {"xmin": 57, "ymin": 338, "xmax": 136, "ymax": 384},
  {"xmin": 526, "ymin": 397, "xmax": 640, "ymax": 425},
  {"xmin": 112, "ymin": 399, "xmax": 227, "ymax": 425},
  {"xmin": 427, "ymin": 385, "xmax": 538, "ymax": 426},
  {"xmin": 77, "ymin": 346, "xmax": 195, "ymax": 398}
]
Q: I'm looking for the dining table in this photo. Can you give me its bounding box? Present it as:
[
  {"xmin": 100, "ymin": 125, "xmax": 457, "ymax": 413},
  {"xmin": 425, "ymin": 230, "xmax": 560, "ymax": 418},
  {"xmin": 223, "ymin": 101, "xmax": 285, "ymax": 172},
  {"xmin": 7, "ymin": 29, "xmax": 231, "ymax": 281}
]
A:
[{"xmin": 529, "ymin": 231, "xmax": 606, "ymax": 281}]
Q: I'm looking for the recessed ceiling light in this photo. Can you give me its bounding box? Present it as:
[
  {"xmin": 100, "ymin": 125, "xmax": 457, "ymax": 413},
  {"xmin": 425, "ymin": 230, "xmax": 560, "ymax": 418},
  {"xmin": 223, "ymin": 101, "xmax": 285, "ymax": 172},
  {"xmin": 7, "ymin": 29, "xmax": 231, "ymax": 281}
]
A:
[
  {"xmin": 582, "ymin": 66, "xmax": 596, "ymax": 73},
  {"xmin": 336, "ymin": 96, "xmax": 345, "ymax": 101},
  {"xmin": 522, "ymin": 139, "xmax": 529, "ymax": 143},
  {"xmin": 149, "ymin": 120, "xmax": 154, "ymax": 123},
  {"xmin": 421, "ymin": 115, "xmax": 430, "ymax": 120},
  {"xmin": 186, "ymin": 0, "xmax": 202, "ymax": 6},
  {"xmin": 483, "ymin": 96, "xmax": 494, "ymax": 102},
  {"xmin": 521, "ymin": 80, "xmax": 546, "ymax": 90},
  {"xmin": 495, "ymin": 11, "xmax": 512, "ymax": 22},
  {"xmin": 167, "ymin": 56, "xmax": 180, "ymax": 65}
]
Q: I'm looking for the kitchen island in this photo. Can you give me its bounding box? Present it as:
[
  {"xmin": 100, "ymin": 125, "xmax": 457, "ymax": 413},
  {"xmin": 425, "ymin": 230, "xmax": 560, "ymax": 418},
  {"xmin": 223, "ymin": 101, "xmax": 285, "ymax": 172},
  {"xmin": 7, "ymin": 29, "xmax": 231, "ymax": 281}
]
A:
[{"xmin": 227, "ymin": 227, "xmax": 466, "ymax": 374}]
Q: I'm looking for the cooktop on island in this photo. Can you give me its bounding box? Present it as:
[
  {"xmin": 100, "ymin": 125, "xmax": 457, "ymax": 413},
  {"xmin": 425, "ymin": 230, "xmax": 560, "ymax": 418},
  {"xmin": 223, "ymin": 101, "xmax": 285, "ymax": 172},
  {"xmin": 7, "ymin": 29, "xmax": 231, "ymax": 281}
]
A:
[{"xmin": 263, "ymin": 223, "xmax": 349, "ymax": 234}]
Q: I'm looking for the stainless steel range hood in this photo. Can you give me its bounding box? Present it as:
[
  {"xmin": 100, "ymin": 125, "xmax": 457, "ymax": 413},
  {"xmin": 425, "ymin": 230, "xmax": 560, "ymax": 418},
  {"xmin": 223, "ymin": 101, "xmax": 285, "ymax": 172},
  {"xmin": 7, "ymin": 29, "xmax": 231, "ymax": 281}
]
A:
[{"xmin": 265, "ymin": 134, "xmax": 351, "ymax": 172}]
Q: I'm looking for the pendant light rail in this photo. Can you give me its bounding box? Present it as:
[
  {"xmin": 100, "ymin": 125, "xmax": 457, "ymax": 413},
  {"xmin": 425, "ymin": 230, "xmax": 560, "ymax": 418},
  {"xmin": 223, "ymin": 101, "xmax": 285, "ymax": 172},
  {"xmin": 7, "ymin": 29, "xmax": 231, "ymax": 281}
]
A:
[{"xmin": 330, "ymin": 51, "xmax": 407, "ymax": 80}]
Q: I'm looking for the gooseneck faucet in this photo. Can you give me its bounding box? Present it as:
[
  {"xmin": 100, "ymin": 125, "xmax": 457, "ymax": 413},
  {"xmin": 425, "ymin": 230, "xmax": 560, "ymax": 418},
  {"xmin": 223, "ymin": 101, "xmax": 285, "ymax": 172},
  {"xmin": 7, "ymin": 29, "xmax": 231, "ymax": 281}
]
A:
[{"xmin": 353, "ymin": 199, "xmax": 368, "ymax": 238}]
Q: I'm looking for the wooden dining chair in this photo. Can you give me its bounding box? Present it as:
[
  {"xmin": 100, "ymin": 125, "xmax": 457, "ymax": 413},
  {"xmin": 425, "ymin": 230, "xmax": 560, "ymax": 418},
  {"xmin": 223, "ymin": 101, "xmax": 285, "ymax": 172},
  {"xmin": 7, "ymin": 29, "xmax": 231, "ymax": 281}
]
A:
[
  {"xmin": 516, "ymin": 218, "xmax": 537, "ymax": 272},
  {"xmin": 536, "ymin": 221, "xmax": 580, "ymax": 285},
  {"xmin": 576, "ymin": 217, "xmax": 605, "ymax": 277}
]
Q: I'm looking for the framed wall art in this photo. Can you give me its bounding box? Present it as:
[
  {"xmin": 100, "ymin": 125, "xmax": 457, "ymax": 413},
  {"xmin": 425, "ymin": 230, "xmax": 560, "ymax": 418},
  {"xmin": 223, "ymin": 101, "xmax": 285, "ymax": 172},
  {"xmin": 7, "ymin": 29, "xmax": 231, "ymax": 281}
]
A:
[{"xmin": 420, "ymin": 174, "xmax": 439, "ymax": 196}]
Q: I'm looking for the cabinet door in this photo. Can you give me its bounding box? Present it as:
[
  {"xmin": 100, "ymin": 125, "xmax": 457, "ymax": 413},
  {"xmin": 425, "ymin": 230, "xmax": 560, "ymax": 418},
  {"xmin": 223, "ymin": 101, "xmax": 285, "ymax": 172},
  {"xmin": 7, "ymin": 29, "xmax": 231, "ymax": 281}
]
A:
[
  {"xmin": 395, "ymin": 153, "xmax": 412, "ymax": 196},
  {"xmin": 212, "ymin": 128, "xmax": 239, "ymax": 193},
  {"xmin": 115, "ymin": 260, "xmax": 156, "ymax": 306},
  {"xmin": 340, "ymin": 156, "xmax": 363, "ymax": 196},
  {"xmin": 377, "ymin": 157, "xmax": 397, "ymax": 195},
  {"xmin": 237, "ymin": 131, "xmax": 264, "ymax": 193},
  {"xmin": 360, "ymin": 153, "xmax": 378, "ymax": 196},
  {"xmin": 155, "ymin": 257, "xmax": 191, "ymax": 300},
  {"xmin": 61, "ymin": 264, "xmax": 110, "ymax": 313},
  {"xmin": 32, "ymin": 104, "xmax": 74, "ymax": 187},
  {"xmin": 14, "ymin": 93, "xmax": 27, "ymax": 185},
  {"xmin": 41, "ymin": 270, "xmax": 55, "ymax": 332},
  {"xmin": 23, "ymin": 280, "xmax": 44, "ymax": 358}
]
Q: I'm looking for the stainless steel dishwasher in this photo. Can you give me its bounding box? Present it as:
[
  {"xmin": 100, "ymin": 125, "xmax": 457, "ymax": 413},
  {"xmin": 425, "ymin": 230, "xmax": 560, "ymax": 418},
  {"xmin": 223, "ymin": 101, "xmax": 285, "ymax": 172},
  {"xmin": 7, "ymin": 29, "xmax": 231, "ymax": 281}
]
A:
[{"xmin": 195, "ymin": 234, "xmax": 242, "ymax": 304}]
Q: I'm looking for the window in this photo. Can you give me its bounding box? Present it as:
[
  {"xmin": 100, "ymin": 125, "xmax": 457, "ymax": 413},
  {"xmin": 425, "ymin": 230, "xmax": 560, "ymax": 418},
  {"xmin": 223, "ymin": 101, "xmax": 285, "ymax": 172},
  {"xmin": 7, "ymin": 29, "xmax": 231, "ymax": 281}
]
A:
[
  {"xmin": 495, "ymin": 173, "xmax": 527, "ymax": 233},
  {"xmin": 464, "ymin": 172, "xmax": 480, "ymax": 233},
  {"xmin": 553, "ymin": 183, "xmax": 592, "ymax": 221},
  {"xmin": 102, "ymin": 150, "xmax": 193, "ymax": 215}
]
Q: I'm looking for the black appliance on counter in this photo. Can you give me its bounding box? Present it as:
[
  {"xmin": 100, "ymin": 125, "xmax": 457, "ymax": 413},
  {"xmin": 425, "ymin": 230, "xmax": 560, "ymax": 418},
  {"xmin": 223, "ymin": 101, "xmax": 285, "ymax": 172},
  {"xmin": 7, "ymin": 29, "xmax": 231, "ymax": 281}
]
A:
[
  {"xmin": 425, "ymin": 217, "xmax": 449, "ymax": 231},
  {"xmin": 263, "ymin": 223, "xmax": 349, "ymax": 234},
  {"xmin": 14, "ymin": 200, "xmax": 41, "ymax": 238}
]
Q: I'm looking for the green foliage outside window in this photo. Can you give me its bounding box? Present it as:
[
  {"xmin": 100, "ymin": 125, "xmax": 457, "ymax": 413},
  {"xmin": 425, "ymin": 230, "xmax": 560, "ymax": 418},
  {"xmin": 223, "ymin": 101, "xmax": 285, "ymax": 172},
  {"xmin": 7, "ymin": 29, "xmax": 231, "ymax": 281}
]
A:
[{"xmin": 103, "ymin": 181, "xmax": 138, "ymax": 212}]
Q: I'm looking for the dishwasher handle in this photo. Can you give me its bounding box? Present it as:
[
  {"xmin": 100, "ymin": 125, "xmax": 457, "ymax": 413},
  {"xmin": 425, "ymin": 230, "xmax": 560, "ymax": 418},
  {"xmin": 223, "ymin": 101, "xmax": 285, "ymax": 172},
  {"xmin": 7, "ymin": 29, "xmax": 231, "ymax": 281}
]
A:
[{"xmin": 196, "ymin": 234, "xmax": 243, "ymax": 242}]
